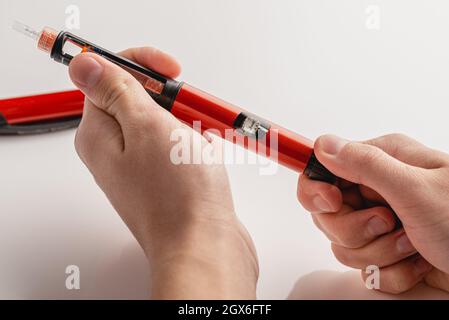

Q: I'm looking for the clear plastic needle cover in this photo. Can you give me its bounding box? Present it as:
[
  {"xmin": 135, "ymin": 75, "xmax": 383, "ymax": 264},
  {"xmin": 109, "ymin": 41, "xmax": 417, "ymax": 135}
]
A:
[
  {"xmin": 12, "ymin": 21, "xmax": 58, "ymax": 53},
  {"xmin": 10, "ymin": 21, "xmax": 166, "ymax": 93},
  {"xmin": 12, "ymin": 21, "xmax": 40, "ymax": 41}
]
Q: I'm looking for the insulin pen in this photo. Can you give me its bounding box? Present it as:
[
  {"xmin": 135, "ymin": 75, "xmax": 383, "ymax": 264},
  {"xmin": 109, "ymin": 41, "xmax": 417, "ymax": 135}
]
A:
[{"xmin": 2, "ymin": 22, "xmax": 336, "ymax": 183}]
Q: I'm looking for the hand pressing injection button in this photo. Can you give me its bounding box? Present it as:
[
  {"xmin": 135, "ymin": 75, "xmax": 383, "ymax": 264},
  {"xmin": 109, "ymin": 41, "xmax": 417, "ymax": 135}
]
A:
[
  {"xmin": 68, "ymin": 47, "xmax": 258, "ymax": 299},
  {"xmin": 297, "ymin": 134, "xmax": 449, "ymax": 294}
]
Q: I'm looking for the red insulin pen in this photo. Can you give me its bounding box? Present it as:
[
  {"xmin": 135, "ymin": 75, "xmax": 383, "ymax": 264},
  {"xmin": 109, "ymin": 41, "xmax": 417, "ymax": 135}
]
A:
[{"xmin": 1, "ymin": 22, "xmax": 336, "ymax": 183}]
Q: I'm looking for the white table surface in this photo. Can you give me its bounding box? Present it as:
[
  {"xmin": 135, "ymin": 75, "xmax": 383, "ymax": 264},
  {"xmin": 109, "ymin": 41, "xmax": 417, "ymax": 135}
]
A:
[{"xmin": 1, "ymin": 0, "xmax": 448, "ymax": 299}]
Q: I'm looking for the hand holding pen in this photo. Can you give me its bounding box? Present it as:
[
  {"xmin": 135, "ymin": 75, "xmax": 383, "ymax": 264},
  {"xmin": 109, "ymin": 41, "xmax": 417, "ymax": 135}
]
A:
[
  {"xmin": 69, "ymin": 47, "xmax": 259, "ymax": 299},
  {"xmin": 297, "ymin": 134, "xmax": 449, "ymax": 294}
]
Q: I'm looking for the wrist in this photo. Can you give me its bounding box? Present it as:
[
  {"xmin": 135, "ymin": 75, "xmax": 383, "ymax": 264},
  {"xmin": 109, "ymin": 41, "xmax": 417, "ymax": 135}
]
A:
[{"xmin": 145, "ymin": 215, "xmax": 259, "ymax": 299}]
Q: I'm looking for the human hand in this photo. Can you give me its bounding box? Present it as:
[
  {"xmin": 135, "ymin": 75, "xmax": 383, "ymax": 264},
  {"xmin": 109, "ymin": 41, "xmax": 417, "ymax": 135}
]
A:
[
  {"xmin": 68, "ymin": 47, "xmax": 258, "ymax": 299},
  {"xmin": 297, "ymin": 134, "xmax": 449, "ymax": 293}
]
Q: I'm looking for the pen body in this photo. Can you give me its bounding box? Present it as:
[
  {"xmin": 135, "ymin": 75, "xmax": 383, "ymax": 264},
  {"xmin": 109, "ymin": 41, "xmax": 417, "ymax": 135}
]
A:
[
  {"xmin": 0, "ymin": 90, "xmax": 84, "ymax": 125},
  {"xmin": 0, "ymin": 28, "xmax": 336, "ymax": 182},
  {"xmin": 0, "ymin": 86, "xmax": 315, "ymax": 173},
  {"xmin": 171, "ymin": 84, "xmax": 314, "ymax": 172}
]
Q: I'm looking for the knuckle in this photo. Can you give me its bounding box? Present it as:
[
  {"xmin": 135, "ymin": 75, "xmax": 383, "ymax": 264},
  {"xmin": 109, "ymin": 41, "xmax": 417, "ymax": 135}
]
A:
[
  {"xmin": 297, "ymin": 190, "xmax": 307, "ymax": 207},
  {"xmin": 335, "ymin": 232, "xmax": 360, "ymax": 249},
  {"xmin": 331, "ymin": 216, "xmax": 353, "ymax": 245},
  {"xmin": 314, "ymin": 214, "xmax": 341, "ymax": 242},
  {"xmin": 368, "ymin": 133, "xmax": 408, "ymax": 146},
  {"xmin": 311, "ymin": 214, "xmax": 325, "ymax": 233},
  {"xmin": 331, "ymin": 243, "xmax": 353, "ymax": 267},
  {"xmin": 98, "ymin": 76, "xmax": 132, "ymax": 112},
  {"xmin": 297, "ymin": 190, "xmax": 314, "ymax": 211},
  {"xmin": 385, "ymin": 276, "xmax": 408, "ymax": 294},
  {"xmin": 375, "ymin": 206, "xmax": 393, "ymax": 217},
  {"xmin": 371, "ymin": 207, "xmax": 396, "ymax": 228},
  {"xmin": 330, "ymin": 213, "xmax": 367, "ymax": 248},
  {"xmin": 384, "ymin": 133, "xmax": 409, "ymax": 142}
]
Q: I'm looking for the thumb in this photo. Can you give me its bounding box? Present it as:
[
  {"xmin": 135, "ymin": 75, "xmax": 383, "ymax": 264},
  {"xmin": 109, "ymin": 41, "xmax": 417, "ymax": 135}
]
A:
[
  {"xmin": 69, "ymin": 53, "xmax": 156, "ymax": 138},
  {"xmin": 315, "ymin": 135, "xmax": 423, "ymax": 202}
]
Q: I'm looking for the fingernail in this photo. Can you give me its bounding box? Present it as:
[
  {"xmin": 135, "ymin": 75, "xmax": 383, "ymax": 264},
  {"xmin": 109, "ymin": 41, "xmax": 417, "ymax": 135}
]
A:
[
  {"xmin": 70, "ymin": 56, "xmax": 104, "ymax": 88},
  {"xmin": 319, "ymin": 135, "xmax": 349, "ymax": 156},
  {"xmin": 396, "ymin": 233, "xmax": 416, "ymax": 254},
  {"xmin": 367, "ymin": 216, "xmax": 390, "ymax": 237},
  {"xmin": 312, "ymin": 195, "xmax": 333, "ymax": 212},
  {"xmin": 414, "ymin": 256, "xmax": 432, "ymax": 275}
]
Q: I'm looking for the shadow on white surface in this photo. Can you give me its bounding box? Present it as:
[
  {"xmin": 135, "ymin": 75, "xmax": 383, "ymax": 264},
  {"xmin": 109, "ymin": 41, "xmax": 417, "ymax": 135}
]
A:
[
  {"xmin": 288, "ymin": 271, "xmax": 449, "ymax": 300},
  {"xmin": 0, "ymin": 131, "xmax": 151, "ymax": 299}
]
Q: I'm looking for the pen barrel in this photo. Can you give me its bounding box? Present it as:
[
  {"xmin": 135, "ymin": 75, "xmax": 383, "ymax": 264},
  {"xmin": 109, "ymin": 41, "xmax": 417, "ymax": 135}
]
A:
[
  {"xmin": 0, "ymin": 90, "xmax": 84, "ymax": 125},
  {"xmin": 0, "ymin": 86, "xmax": 336, "ymax": 182},
  {"xmin": 171, "ymin": 83, "xmax": 326, "ymax": 174}
]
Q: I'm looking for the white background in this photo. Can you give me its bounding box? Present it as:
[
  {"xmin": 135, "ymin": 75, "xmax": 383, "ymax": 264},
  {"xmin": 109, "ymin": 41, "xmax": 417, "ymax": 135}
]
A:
[{"xmin": 0, "ymin": 0, "xmax": 448, "ymax": 299}]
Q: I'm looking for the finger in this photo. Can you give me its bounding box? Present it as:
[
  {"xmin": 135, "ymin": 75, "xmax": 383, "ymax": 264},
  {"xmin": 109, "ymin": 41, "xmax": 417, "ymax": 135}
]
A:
[
  {"xmin": 361, "ymin": 255, "xmax": 433, "ymax": 294},
  {"xmin": 75, "ymin": 99, "xmax": 123, "ymax": 167},
  {"xmin": 425, "ymin": 268, "xmax": 449, "ymax": 292},
  {"xmin": 299, "ymin": 173, "xmax": 365, "ymax": 212},
  {"xmin": 314, "ymin": 206, "xmax": 396, "ymax": 248},
  {"xmin": 332, "ymin": 230, "xmax": 417, "ymax": 269},
  {"xmin": 365, "ymin": 133, "xmax": 449, "ymax": 169},
  {"xmin": 314, "ymin": 135, "xmax": 426, "ymax": 205},
  {"xmin": 298, "ymin": 174, "xmax": 342, "ymax": 213},
  {"xmin": 69, "ymin": 52, "xmax": 156, "ymax": 140},
  {"xmin": 119, "ymin": 47, "xmax": 182, "ymax": 78}
]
